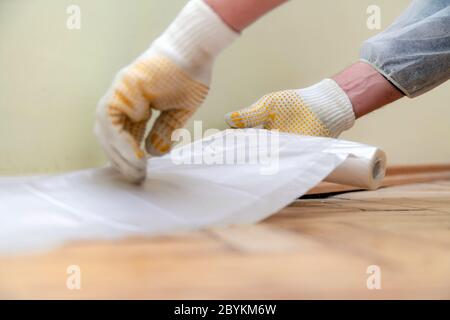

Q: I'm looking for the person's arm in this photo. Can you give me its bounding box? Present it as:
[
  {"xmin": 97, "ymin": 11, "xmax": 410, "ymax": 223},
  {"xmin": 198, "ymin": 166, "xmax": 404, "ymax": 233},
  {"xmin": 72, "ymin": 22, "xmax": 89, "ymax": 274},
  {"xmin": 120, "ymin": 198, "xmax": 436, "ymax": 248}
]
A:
[
  {"xmin": 332, "ymin": 62, "xmax": 404, "ymax": 119},
  {"xmin": 226, "ymin": 0, "xmax": 450, "ymax": 137},
  {"xmin": 225, "ymin": 61, "xmax": 405, "ymax": 138},
  {"xmin": 95, "ymin": 0, "xmax": 288, "ymax": 183},
  {"xmin": 206, "ymin": 0, "xmax": 287, "ymax": 32}
]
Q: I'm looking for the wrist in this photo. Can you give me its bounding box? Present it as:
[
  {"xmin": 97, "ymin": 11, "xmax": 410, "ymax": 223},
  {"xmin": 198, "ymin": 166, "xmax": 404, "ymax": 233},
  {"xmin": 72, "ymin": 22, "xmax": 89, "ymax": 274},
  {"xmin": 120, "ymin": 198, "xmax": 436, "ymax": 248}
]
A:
[
  {"xmin": 333, "ymin": 62, "xmax": 404, "ymax": 118},
  {"xmin": 205, "ymin": 0, "xmax": 288, "ymax": 32},
  {"xmin": 297, "ymin": 79, "xmax": 355, "ymax": 137},
  {"xmin": 151, "ymin": 0, "xmax": 238, "ymax": 85}
]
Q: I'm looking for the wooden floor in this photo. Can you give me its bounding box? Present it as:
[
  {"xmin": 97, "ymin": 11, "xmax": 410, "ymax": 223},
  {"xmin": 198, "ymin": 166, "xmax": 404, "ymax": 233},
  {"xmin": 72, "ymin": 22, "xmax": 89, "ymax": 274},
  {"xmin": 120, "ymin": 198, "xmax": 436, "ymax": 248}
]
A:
[{"xmin": 0, "ymin": 180, "xmax": 449, "ymax": 299}]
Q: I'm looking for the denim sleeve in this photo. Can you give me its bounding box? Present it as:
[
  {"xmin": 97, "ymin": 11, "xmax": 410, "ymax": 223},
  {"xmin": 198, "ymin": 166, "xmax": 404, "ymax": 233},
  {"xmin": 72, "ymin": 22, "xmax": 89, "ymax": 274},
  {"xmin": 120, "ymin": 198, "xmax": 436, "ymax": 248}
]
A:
[{"xmin": 360, "ymin": 0, "xmax": 450, "ymax": 97}]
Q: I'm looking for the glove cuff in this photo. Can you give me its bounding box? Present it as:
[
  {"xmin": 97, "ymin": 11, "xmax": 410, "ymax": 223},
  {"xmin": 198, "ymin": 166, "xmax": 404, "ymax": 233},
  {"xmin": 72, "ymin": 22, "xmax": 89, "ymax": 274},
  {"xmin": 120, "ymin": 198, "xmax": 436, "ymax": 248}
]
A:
[
  {"xmin": 298, "ymin": 79, "xmax": 355, "ymax": 137},
  {"xmin": 152, "ymin": 0, "xmax": 239, "ymax": 85}
]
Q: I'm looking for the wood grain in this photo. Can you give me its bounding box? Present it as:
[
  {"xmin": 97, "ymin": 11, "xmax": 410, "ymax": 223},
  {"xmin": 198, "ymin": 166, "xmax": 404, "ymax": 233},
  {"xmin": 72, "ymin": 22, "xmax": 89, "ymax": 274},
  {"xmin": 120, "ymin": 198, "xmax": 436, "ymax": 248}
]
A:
[
  {"xmin": 0, "ymin": 172, "xmax": 449, "ymax": 299},
  {"xmin": 307, "ymin": 164, "xmax": 450, "ymax": 195}
]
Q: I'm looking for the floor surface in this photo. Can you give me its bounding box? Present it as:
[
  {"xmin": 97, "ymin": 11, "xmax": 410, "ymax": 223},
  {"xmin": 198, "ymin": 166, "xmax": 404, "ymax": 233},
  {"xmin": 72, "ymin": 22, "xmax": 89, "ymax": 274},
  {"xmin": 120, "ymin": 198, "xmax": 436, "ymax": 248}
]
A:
[{"xmin": 1, "ymin": 180, "xmax": 449, "ymax": 299}]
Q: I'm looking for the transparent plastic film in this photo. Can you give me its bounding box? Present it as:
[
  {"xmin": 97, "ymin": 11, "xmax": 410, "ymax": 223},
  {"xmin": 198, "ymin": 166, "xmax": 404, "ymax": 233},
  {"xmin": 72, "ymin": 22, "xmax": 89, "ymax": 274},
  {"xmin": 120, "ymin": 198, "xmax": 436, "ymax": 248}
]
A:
[{"xmin": 0, "ymin": 129, "xmax": 386, "ymax": 255}]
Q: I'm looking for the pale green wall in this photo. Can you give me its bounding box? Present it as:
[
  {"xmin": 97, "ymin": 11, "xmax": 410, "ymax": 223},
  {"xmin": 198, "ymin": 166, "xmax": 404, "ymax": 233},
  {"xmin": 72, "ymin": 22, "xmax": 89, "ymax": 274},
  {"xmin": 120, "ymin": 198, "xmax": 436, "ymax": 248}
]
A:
[{"xmin": 1, "ymin": 0, "xmax": 449, "ymax": 175}]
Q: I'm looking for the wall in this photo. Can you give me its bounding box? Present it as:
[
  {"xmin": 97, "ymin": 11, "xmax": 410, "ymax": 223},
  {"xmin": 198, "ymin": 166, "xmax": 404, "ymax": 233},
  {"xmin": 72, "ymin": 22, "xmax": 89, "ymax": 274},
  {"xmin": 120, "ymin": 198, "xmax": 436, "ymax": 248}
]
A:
[{"xmin": 0, "ymin": 0, "xmax": 449, "ymax": 174}]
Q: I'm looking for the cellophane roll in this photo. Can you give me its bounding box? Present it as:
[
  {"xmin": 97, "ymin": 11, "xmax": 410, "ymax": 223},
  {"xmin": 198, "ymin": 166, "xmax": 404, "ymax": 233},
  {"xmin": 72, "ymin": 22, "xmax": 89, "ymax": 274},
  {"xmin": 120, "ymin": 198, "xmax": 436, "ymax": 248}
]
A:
[{"xmin": 324, "ymin": 140, "xmax": 387, "ymax": 190}]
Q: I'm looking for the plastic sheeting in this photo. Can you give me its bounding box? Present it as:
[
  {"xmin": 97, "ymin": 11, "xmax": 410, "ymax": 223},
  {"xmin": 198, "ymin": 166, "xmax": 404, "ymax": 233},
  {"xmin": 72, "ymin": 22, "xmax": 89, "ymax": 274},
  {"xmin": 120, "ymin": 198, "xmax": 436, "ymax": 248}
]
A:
[{"xmin": 0, "ymin": 129, "xmax": 386, "ymax": 255}]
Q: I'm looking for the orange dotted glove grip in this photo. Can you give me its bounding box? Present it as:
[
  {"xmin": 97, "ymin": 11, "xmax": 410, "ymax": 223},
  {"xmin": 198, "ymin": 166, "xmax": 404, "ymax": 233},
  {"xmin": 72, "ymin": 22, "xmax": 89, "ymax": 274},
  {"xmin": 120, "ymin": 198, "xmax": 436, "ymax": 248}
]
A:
[
  {"xmin": 107, "ymin": 56, "xmax": 208, "ymax": 157},
  {"xmin": 226, "ymin": 90, "xmax": 332, "ymax": 137},
  {"xmin": 225, "ymin": 79, "xmax": 355, "ymax": 139}
]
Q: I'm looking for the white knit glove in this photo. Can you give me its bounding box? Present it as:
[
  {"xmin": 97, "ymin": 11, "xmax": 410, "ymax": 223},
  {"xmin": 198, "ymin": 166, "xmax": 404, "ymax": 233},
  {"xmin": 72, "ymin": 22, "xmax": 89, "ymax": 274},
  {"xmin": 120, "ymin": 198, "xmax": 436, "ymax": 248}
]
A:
[
  {"xmin": 95, "ymin": 0, "xmax": 238, "ymax": 182},
  {"xmin": 225, "ymin": 79, "xmax": 355, "ymax": 138}
]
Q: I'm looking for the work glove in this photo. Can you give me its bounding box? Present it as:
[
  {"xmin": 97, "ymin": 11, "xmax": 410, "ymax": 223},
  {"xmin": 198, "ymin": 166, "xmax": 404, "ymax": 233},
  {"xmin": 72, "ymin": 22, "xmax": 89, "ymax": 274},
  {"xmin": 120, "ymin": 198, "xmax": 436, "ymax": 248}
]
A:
[
  {"xmin": 225, "ymin": 79, "xmax": 355, "ymax": 138},
  {"xmin": 95, "ymin": 0, "xmax": 238, "ymax": 183}
]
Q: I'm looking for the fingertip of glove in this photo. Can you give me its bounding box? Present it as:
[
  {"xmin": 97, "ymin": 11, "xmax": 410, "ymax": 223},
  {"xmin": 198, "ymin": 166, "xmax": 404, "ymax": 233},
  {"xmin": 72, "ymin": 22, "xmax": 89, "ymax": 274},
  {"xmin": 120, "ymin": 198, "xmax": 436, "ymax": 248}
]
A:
[
  {"xmin": 112, "ymin": 162, "xmax": 147, "ymax": 184},
  {"xmin": 146, "ymin": 144, "xmax": 170, "ymax": 157},
  {"xmin": 225, "ymin": 111, "xmax": 245, "ymax": 128},
  {"xmin": 128, "ymin": 173, "xmax": 147, "ymax": 185},
  {"xmin": 145, "ymin": 132, "xmax": 172, "ymax": 156}
]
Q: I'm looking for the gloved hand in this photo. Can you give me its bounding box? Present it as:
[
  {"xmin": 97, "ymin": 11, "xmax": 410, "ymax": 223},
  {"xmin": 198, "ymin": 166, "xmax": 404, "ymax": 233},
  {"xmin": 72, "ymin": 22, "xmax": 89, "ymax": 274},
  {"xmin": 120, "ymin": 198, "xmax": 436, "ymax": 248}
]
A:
[
  {"xmin": 225, "ymin": 79, "xmax": 356, "ymax": 138},
  {"xmin": 95, "ymin": 0, "xmax": 237, "ymax": 183}
]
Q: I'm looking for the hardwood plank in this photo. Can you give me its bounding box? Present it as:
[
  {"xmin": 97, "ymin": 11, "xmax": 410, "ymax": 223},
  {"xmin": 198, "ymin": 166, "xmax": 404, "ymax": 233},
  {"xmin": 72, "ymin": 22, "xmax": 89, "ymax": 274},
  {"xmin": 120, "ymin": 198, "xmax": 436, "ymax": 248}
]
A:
[
  {"xmin": 308, "ymin": 164, "xmax": 450, "ymax": 195},
  {"xmin": 0, "ymin": 179, "xmax": 449, "ymax": 299}
]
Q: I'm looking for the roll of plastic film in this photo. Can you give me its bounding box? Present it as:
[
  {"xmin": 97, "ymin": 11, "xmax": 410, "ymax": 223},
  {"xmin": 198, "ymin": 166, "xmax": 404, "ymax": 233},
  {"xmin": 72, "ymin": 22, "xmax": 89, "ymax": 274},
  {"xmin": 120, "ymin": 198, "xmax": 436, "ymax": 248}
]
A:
[{"xmin": 324, "ymin": 141, "xmax": 387, "ymax": 190}]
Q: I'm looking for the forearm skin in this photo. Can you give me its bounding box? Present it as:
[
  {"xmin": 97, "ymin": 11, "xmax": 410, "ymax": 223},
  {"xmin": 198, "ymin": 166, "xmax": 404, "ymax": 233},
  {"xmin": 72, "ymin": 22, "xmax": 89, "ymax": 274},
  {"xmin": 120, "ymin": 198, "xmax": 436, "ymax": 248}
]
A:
[
  {"xmin": 205, "ymin": 0, "xmax": 287, "ymax": 32},
  {"xmin": 333, "ymin": 62, "xmax": 404, "ymax": 119}
]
